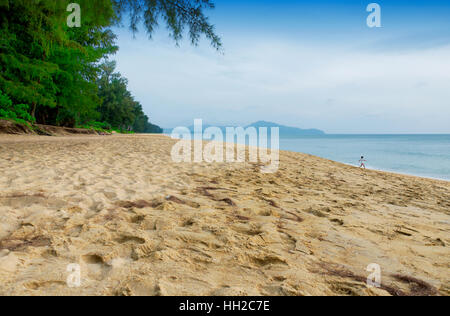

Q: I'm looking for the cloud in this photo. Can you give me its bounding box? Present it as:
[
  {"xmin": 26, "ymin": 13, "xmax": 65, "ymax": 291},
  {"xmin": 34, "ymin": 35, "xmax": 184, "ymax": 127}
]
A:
[{"xmin": 114, "ymin": 31, "xmax": 450, "ymax": 133}]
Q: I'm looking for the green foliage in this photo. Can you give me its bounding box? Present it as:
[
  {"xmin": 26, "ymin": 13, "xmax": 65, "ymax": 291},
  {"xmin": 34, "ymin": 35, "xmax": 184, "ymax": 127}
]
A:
[
  {"xmin": 0, "ymin": 89, "xmax": 35, "ymax": 122},
  {"xmin": 76, "ymin": 121, "xmax": 136, "ymax": 134},
  {"xmin": 0, "ymin": 0, "xmax": 117, "ymax": 124},
  {"xmin": 96, "ymin": 60, "xmax": 162, "ymax": 133},
  {"xmin": 0, "ymin": 0, "xmax": 220, "ymax": 133},
  {"xmin": 113, "ymin": 0, "xmax": 222, "ymax": 50},
  {"xmin": 85, "ymin": 121, "xmax": 113, "ymax": 131}
]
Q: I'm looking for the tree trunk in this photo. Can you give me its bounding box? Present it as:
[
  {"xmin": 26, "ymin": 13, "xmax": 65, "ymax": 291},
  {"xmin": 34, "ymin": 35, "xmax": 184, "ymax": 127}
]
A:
[{"xmin": 31, "ymin": 102, "xmax": 36, "ymax": 120}]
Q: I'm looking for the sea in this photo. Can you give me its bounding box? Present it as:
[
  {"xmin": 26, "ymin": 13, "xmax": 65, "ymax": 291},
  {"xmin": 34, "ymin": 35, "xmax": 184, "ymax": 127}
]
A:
[
  {"xmin": 167, "ymin": 131, "xmax": 450, "ymax": 181},
  {"xmin": 279, "ymin": 135, "xmax": 450, "ymax": 181}
]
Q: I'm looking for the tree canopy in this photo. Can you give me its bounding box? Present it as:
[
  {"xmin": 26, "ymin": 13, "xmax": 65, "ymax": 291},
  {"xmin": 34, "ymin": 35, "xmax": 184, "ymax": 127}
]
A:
[
  {"xmin": 0, "ymin": 0, "xmax": 221, "ymax": 132},
  {"xmin": 113, "ymin": 0, "xmax": 222, "ymax": 50}
]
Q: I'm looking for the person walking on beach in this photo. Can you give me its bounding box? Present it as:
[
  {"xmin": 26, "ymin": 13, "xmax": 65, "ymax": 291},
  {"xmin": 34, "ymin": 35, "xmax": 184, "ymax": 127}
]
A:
[{"xmin": 359, "ymin": 156, "xmax": 367, "ymax": 169}]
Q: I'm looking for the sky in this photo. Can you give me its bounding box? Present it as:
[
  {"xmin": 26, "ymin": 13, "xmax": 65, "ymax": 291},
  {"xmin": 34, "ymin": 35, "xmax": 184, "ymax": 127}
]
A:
[{"xmin": 113, "ymin": 0, "xmax": 450, "ymax": 134}]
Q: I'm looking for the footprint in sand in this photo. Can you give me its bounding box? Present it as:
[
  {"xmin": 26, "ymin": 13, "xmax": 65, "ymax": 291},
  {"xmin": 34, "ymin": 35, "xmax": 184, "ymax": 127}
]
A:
[{"xmin": 81, "ymin": 254, "xmax": 112, "ymax": 281}]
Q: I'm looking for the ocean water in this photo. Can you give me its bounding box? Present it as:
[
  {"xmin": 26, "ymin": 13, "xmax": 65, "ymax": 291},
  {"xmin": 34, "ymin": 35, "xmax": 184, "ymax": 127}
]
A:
[{"xmin": 279, "ymin": 135, "xmax": 450, "ymax": 181}]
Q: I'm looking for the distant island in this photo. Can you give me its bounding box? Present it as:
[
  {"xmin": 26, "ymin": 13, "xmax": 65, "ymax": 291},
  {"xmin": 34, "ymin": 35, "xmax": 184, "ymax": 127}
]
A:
[
  {"xmin": 164, "ymin": 121, "xmax": 325, "ymax": 137},
  {"xmin": 248, "ymin": 121, "xmax": 325, "ymax": 137}
]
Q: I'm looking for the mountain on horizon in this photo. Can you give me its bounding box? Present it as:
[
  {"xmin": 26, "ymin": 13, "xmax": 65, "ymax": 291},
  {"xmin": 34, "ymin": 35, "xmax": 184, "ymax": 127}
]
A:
[
  {"xmin": 163, "ymin": 121, "xmax": 325, "ymax": 137},
  {"xmin": 246, "ymin": 121, "xmax": 325, "ymax": 136}
]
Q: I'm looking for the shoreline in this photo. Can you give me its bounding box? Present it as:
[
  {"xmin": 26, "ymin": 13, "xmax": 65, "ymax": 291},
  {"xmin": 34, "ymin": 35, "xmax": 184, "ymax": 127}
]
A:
[
  {"xmin": 166, "ymin": 133, "xmax": 450, "ymax": 183},
  {"xmin": 2, "ymin": 132, "xmax": 450, "ymax": 183},
  {"xmin": 342, "ymin": 163, "xmax": 450, "ymax": 183}
]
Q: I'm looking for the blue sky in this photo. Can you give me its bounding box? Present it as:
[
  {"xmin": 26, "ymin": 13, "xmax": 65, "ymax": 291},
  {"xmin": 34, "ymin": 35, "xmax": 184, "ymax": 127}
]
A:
[{"xmin": 113, "ymin": 0, "xmax": 450, "ymax": 133}]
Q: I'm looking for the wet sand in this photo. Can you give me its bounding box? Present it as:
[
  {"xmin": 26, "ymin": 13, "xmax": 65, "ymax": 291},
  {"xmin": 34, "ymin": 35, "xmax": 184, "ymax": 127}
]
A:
[{"xmin": 0, "ymin": 134, "xmax": 449, "ymax": 296}]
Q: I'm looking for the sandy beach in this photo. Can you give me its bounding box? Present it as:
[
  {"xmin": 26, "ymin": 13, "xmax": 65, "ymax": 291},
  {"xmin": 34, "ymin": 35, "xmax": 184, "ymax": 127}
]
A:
[{"xmin": 0, "ymin": 134, "xmax": 448, "ymax": 296}]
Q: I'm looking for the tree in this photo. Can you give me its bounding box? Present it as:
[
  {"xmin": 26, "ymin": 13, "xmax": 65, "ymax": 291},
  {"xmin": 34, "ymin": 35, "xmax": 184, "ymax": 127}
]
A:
[
  {"xmin": 96, "ymin": 60, "xmax": 161, "ymax": 133},
  {"xmin": 0, "ymin": 0, "xmax": 220, "ymax": 131},
  {"xmin": 0, "ymin": 0, "xmax": 117, "ymax": 124},
  {"xmin": 113, "ymin": 0, "xmax": 222, "ymax": 50},
  {"xmin": 47, "ymin": 13, "xmax": 118, "ymax": 126},
  {"xmin": 97, "ymin": 61, "xmax": 133, "ymax": 129},
  {"xmin": 0, "ymin": 89, "xmax": 34, "ymax": 123},
  {"xmin": 0, "ymin": 1, "xmax": 59, "ymax": 118},
  {"xmin": 132, "ymin": 102, "xmax": 162, "ymax": 133}
]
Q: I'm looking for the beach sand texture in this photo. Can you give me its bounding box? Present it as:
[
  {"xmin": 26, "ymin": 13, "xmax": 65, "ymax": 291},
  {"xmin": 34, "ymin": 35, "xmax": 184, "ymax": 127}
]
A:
[{"xmin": 0, "ymin": 134, "xmax": 449, "ymax": 296}]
